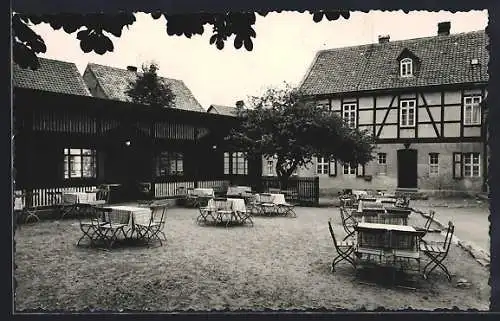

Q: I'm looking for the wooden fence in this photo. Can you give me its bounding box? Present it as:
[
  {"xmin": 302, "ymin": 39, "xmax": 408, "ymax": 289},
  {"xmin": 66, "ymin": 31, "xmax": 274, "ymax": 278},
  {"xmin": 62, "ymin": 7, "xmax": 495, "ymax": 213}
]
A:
[
  {"xmin": 13, "ymin": 176, "xmax": 319, "ymax": 208},
  {"xmin": 261, "ymin": 176, "xmax": 319, "ymax": 206}
]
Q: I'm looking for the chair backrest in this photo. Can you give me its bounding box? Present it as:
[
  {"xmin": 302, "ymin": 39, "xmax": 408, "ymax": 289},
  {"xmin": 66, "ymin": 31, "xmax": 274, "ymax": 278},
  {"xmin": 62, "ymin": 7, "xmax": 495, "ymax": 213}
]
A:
[
  {"xmin": 443, "ymin": 221, "xmax": 455, "ymax": 252},
  {"xmin": 213, "ymin": 197, "xmax": 230, "ymax": 210},
  {"xmin": 259, "ymin": 193, "xmax": 274, "ymax": 203},
  {"xmin": 150, "ymin": 204, "xmax": 167, "ymax": 224},
  {"xmin": 96, "ymin": 188, "xmax": 110, "ymax": 203},
  {"xmin": 424, "ymin": 210, "xmax": 435, "ymax": 231},
  {"xmin": 328, "ymin": 220, "xmax": 340, "ymax": 250}
]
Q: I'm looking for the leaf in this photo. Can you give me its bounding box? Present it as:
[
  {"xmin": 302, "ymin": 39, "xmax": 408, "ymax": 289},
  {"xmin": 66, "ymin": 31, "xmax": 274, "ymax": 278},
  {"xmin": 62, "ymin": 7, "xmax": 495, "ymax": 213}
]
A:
[
  {"xmin": 312, "ymin": 12, "xmax": 324, "ymax": 23},
  {"xmin": 234, "ymin": 36, "xmax": 243, "ymax": 49},
  {"xmin": 151, "ymin": 12, "xmax": 162, "ymax": 19},
  {"xmin": 243, "ymin": 39, "xmax": 253, "ymax": 51},
  {"xmin": 209, "ymin": 34, "xmax": 217, "ymax": 44}
]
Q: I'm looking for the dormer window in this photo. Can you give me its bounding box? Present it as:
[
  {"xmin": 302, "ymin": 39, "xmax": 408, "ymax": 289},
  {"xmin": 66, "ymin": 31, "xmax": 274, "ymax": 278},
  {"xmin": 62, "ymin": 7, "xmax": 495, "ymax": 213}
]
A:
[{"xmin": 400, "ymin": 58, "xmax": 413, "ymax": 77}]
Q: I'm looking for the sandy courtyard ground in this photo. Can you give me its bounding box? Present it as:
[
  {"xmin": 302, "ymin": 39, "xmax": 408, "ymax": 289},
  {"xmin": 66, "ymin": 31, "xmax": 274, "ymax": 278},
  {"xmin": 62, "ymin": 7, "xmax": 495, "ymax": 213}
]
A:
[{"xmin": 14, "ymin": 205, "xmax": 490, "ymax": 312}]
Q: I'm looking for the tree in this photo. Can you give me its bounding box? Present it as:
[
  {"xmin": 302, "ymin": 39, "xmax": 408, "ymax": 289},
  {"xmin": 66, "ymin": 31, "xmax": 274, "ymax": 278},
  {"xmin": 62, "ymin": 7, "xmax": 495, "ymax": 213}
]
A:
[
  {"xmin": 226, "ymin": 83, "xmax": 376, "ymax": 189},
  {"xmin": 12, "ymin": 11, "xmax": 350, "ymax": 70},
  {"xmin": 125, "ymin": 62, "xmax": 176, "ymax": 108}
]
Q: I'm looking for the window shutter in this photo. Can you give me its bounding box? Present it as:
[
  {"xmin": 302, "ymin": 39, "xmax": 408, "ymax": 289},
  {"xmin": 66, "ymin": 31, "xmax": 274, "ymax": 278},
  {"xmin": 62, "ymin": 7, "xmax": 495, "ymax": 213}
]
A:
[
  {"xmin": 452, "ymin": 152, "xmax": 463, "ymax": 179},
  {"xmin": 328, "ymin": 158, "xmax": 337, "ymax": 177},
  {"xmin": 356, "ymin": 164, "xmax": 365, "ymax": 177}
]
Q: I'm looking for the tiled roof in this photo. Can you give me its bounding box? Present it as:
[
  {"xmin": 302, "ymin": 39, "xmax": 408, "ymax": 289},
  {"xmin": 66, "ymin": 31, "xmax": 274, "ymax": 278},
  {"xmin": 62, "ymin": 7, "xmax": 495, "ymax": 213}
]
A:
[
  {"xmin": 207, "ymin": 104, "xmax": 238, "ymax": 116},
  {"xmin": 84, "ymin": 63, "xmax": 204, "ymax": 112},
  {"xmin": 13, "ymin": 57, "xmax": 91, "ymax": 96},
  {"xmin": 299, "ymin": 30, "xmax": 488, "ymax": 96}
]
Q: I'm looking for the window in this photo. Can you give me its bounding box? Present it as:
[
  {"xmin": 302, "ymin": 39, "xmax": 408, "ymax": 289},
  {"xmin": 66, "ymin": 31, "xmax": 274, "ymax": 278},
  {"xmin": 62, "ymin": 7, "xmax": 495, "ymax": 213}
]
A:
[
  {"xmin": 400, "ymin": 99, "xmax": 416, "ymax": 127},
  {"xmin": 224, "ymin": 152, "xmax": 248, "ymax": 175},
  {"xmin": 224, "ymin": 152, "xmax": 230, "ymax": 174},
  {"xmin": 329, "ymin": 158, "xmax": 337, "ymax": 176},
  {"xmin": 156, "ymin": 152, "xmax": 184, "ymax": 177},
  {"xmin": 400, "ymin": 58, "xmax": 413, "ymax": 77},
  {"xmin": 343, "ymin": 163, "xmax": 356, "ymax": 175},
  {"xmin": 267, "ymin": 159, "xmax": 274, "ymax": 176},
  {"xmin": 453, "ymin": 152, "xmax": 481, "ymax": 178},
  {"xmin": 429, "ymin": 153, "xmax": 439, "ymax": 177},
  {"xmin": 64, "ymin": 148, "xmax": 97, "ymax": 179},
  {"xmin": 463, "ymin": 153, "xmax": 480, "ymax": 177},
  {"xmin": 342, "ymin": 103, "xmax": 357, "ymax": 128},
  {"xmin": 316, "ymin": 157, "xmax": 329, "ymax": 175},
  {"xmin": 377, "ymin": 153, "xmax": 387, "ymax": 175},
  {"xmin": 463, "ymin": 96, "xmax": 482, "ymax": 125}
]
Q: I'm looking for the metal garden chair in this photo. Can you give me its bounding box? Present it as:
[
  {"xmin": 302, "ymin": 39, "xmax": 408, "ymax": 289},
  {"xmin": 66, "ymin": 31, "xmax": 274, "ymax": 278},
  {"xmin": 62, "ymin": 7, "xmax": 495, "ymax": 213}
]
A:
[
  {"xmin": 420, "ymin": 221, "xmax": 455, "ymax": 281},
  {"xmin": 136, "ymin": 203, "xmax": 168, "ymax": 246},
  {"xmin": 328, "ymin": 219, "xmax": 356, "ymax": 273},
  {"xmin": 99, "ymin": 209, "xmax": 129, "ymax": 249},
  {"xmin": 339, "ymin": 207, "xmax": 357, "ymax": 240},
  {"xmin": 15, "ymin": 190, "xmax": 41, "ymax": 224},
  {"xmin": 257, "ymin": 193, "xmax": 279, "ymax": 216},
  {"xmin": 76, "ymin": 206, "xmax": 111, "ymax": 247},
  {"xmin": 414, "ymin": 210, "xmax": 436, "ymax": 245}
]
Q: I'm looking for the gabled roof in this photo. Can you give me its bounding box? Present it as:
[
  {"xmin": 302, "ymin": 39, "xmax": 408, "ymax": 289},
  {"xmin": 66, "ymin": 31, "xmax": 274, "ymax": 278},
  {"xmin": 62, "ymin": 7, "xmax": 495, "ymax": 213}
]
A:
[
  {"xmin": 299, "ymin": 30, "xmax": 488, "ymax": 96},
  {"xmin": 83, "ymin": 63, "xmax": 205, "ymax": 112},
  {"xmin": 207, "ymin": 104, "xmax": 238, "ymax": 117},
  {"xmin": 13, "ymin": 57, "xmax": 91, "ymax": 96}
]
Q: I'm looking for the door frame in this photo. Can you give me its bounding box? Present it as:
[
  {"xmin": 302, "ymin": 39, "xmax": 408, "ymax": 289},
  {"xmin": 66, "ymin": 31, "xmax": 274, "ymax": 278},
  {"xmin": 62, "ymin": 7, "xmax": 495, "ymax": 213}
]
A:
[{"xmin": 397, "ymin": 148, "xmax": 418, "ymax": 189}]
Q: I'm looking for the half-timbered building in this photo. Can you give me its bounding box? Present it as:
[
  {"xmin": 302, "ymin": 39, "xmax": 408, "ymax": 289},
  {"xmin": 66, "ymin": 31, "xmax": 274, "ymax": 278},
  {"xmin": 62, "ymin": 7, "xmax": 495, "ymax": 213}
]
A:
[
  {"xmin": 13, "ymin": 58, "xmax": 261, "ymax": 207},
  {"xmin": 292, "ymin": 22, "xmax": 488, "ymax": 196}
]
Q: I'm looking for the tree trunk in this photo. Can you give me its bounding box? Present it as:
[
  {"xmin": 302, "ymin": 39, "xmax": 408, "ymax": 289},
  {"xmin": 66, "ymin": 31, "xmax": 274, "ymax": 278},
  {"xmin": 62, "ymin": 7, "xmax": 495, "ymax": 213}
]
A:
[{"xmin": 275, "ymin": 157, "xmax": 292, "ymax": 191}]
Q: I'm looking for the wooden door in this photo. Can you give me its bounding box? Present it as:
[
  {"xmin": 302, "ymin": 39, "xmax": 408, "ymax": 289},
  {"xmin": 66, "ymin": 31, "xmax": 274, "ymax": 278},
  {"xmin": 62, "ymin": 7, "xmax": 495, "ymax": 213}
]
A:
[{"xmin": 397, "ymin": 149, "xmax": 418, "ymax": 189}]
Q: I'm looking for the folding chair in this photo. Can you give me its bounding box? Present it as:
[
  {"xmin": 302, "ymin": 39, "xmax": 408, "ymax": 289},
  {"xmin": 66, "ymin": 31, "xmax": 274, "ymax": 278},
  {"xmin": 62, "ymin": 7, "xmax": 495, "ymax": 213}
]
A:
[
  {"xmin": 328, "ymin": 220, "xmax": 356, "ymax": 273},
  {"xmin": 339, "ymin": 207, "xmax": 357, "ymax": 241},
  {"xmin": 257, "ymin": 193, "xmax": 279, "ymax": 216},
  {"xmin": 87, "ymin": 187, "xmax": 110, "ymax": 207},
  {"xmin": 76, "ymin": 206, "xmax": 111, "ymax": 247},
  {"xmin": 415, "ymin": 210, "xmax": 435, "ymax": 244},
  {"xmin": 16, "ymin": 191, "xmax": 41, "ymax": 224},
  {"xmin": 197, "ymin": 198, "xmax": 217, "ymax": 225},
  {"xmin": 100, "ymin": 209, "xmax": 129, "ymax": 249},
  {"xmin": 213, "ymin": 198, "xmax": 234, "ymax": 227},
  {"xmin": 277, "ymin": 198, "xmax": 297, "ymax": 218},
  {"xmin": 136, "ymin": 204, "xmax": 168, "ymax": 246},
  {"xmin": 420, "ymin": 221, "xmax": 455, "ymax": 281}
]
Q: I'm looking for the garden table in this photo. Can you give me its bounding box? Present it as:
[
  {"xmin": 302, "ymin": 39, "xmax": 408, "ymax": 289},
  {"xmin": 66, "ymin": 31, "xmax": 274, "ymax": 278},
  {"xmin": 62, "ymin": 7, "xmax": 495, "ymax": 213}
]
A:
[
  {"xmin": 205, "ymin": 198, "xmax": 249, "ymax": 225},
  {"xmin": 102, "ymin": 205, "xmax": 152, "ymax": 237},
  {"xmin": 226, "ymin": 186, "xmax": 252, "ymax": 197},
  {"xmin": 188, "ymin": 188, "xmax": 215, "ymax": 207},
  {"xmin": 354, "ymin": 223, "xmax": 421, "ymax": 269},
  {"xmin": 60, "ymin": 191, "xmax": 98, "ymax": 219}
]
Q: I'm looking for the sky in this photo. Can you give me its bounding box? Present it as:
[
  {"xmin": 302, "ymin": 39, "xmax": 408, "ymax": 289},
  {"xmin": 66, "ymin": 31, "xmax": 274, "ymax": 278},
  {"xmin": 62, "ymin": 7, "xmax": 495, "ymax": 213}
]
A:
[{"xmin": 31, "ymin": 10, "xmax": 488, "ymax": 110}]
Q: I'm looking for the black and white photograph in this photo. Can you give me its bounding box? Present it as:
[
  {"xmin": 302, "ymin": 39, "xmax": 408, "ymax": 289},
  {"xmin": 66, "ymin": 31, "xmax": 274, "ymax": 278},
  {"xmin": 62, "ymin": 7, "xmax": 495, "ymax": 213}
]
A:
[{"xmin": 11, "ymin": 7, "xmax": 491, "ymax": 311}]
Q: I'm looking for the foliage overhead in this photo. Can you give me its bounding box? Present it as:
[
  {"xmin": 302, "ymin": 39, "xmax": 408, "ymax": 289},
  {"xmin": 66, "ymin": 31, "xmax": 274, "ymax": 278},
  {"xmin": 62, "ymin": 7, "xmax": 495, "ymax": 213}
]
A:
[
  {"xmin": 125, "ymin": 62, "xmax": 176, "ymax": 108},
  {"xmin": 226, "ymin": 83, "xmax": 375, "ymax": 186},
  {"xmin": 12, "ymin": 11, "xmax": 350, "ymax": 70}
]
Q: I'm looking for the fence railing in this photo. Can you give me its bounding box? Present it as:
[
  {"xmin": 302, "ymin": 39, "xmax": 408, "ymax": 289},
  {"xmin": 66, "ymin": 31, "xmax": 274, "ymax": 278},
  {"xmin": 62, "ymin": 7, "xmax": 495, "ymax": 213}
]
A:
[
  {"xmin": 261, "ymin": 176, "xmax": 319, "ymax": 206},
  {"xmin": 13, "ymin": 176, "xmax": 319, "ymax": 208}
]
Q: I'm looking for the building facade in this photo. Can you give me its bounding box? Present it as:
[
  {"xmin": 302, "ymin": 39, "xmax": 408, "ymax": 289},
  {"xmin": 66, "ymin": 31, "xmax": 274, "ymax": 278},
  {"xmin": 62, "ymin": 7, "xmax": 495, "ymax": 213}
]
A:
[
  {"xmin": 13, "ymin": 58, "xmax": 259, "ymax": 206},
  {"xmin": 265, "ymin": 22, "xmax": 488, "ymax": 196}
]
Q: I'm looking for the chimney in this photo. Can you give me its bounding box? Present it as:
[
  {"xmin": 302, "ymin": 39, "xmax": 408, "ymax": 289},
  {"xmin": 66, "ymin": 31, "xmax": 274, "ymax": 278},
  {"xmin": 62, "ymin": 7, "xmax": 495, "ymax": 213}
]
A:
[
  {"xmin": 126, "ymin": 65, "xmax": 137, "ymax": 72},
  {"xmin": 437, "ymin": 21, "xmax": 451, "ymax": 36},
  {"xmin": 378, "ymin": 35, "xmax": 390, "ymax": 44},
  {"xmin": 236, "ymin": 100, "xmax": 245, "ymax": 108}
]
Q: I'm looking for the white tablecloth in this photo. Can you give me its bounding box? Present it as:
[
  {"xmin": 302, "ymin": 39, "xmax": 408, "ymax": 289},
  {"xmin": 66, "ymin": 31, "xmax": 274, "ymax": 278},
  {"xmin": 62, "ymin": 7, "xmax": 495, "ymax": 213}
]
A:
[
  {"xmin": 103, "ymin": 205, "xmax": 152, "ymax": 228},
  {"xmin": 62, "ymin": 192, "xmax": 97, "ymax": 204},
  {"xmin": 189, "ymin": 188, "xmax": 215, "ymax": 197},
  {"xmin": 256, "ymin": 193, "xmax": 287, "ymax": 205},
  {"xmin": 227, "ymin": 186, "xmax": 252, "ymax": 195},
  {"xmin": 352, "ymin": 190, "xmax": 369, "ymax": 198},
  {"xmin": 207, "ymin": 198, "xmax": 247, "ymax": 212}
]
